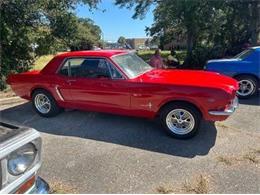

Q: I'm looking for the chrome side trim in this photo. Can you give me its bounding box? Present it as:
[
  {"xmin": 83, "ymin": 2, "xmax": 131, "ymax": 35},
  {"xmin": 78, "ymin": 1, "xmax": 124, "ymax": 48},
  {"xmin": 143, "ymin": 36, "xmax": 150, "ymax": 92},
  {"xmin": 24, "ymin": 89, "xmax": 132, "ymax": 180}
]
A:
[{"xmin": 55, "ymin": 86, "xmax": 64, "ymax": 101}]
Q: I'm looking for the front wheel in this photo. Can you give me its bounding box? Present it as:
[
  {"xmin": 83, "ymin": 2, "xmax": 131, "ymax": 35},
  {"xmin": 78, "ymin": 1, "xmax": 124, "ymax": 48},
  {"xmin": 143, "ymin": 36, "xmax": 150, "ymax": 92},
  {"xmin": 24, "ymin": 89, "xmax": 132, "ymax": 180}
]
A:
[
  {"xmin": 32, "ymin": 89, "xmax": 62, "ymax": 117},
  {"xmin": 236, "ymin": 75, "xmax": 258, "ymax": 99},
  {"xmin": 160, "ymin": 103, "xmax": 201, "ymax": 139}
]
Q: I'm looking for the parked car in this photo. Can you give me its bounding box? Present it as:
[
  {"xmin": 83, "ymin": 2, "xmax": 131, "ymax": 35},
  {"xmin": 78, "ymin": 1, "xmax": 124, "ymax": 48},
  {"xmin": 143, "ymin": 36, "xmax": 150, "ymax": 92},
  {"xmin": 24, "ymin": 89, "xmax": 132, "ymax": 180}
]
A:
[
  {"xmin": 7, "ymin": 50, "xmax": 239, "ymax": 139},
  {"xmin": 0, "ymin": 121, "xmax": 49, "ymax": 194},
  {"xmin": 205, "ymin": 46, "xmax": 260, "ymax": 98}
]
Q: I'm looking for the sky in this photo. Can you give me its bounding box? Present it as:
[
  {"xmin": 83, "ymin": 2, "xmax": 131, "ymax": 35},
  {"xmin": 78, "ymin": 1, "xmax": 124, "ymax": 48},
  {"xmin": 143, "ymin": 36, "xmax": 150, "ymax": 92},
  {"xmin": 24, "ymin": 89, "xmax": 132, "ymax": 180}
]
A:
[{"xmin": 76, "ymin": 1, "xmax": 154, "ymax": 42}]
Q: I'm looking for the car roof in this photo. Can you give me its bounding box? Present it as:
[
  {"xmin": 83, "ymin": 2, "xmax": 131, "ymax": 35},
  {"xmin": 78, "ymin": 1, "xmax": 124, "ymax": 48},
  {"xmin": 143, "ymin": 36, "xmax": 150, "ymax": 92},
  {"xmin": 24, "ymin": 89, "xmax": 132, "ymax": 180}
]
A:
[
  {"xmin": 40, "ymin": 50, "xmax": 131, "ymax": 75},
  {"xmin": 56, "ymin": 50, "xmax": 129, "ymax": 58}
]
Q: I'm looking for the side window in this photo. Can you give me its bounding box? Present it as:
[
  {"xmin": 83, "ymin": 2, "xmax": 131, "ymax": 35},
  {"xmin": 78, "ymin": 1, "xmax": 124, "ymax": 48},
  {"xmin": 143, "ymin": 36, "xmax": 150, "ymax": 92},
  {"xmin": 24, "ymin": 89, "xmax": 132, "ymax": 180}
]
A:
[
  {"xmin": 107, "ymin": 61, "xmax": 124, "ymax": 79},
  {"xmin": 59, "ymin": 58, "xmax": 123, "ymax": 79},
  {"xmin": 60, "ymin": 58, "xmax": 84, "ymax": 76},
  {"xmin": 79, "ymin": 58, "xmax": 110, "ymax": 78}
]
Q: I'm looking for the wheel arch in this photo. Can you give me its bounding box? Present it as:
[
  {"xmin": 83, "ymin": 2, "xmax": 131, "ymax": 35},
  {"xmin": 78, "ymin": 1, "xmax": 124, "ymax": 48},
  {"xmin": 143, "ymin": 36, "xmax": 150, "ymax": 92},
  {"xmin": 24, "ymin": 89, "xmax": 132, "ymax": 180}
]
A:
[
  {"xmin": 157, "ymin": 100, "xmax": 203, "ymax": 118},
  {"xmin": 30, "ymin": 86, "xmax": 55, "ymax": 98},
  {"xmin": 233, "ymin": 73, "xmax": 259, "ymax": 84}
]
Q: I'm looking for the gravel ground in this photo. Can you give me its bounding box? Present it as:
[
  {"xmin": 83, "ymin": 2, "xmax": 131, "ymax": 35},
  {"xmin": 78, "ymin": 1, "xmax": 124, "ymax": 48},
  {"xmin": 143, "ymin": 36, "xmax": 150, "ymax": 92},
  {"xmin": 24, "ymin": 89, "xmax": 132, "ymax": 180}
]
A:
[{"xmin": 0, "ymin": 95, "xmax": 259, "ymax": 193}]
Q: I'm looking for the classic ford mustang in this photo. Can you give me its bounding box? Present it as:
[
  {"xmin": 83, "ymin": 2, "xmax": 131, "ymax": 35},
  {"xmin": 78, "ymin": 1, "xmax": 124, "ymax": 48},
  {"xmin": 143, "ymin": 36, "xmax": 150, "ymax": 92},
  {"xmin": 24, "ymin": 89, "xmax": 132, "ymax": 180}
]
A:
[{"xmin": 7, "ymin": 50, "xmax": 239, "ymax": 139}]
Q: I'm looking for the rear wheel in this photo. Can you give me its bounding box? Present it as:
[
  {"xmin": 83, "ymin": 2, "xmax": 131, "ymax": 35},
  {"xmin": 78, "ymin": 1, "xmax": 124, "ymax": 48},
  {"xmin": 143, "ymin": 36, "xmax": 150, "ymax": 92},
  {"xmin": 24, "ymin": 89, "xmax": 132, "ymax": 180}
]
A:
[
  {"xmin": 32, "ymin": 89, "xmax": 62, "ymax": 117},
  {"xmin": 236, "ymin": 75, "xmax": 258, "ymax": 99},
  {"xmin": 160, "ymin": 103, "xmax": 201, "ymax": 139}
]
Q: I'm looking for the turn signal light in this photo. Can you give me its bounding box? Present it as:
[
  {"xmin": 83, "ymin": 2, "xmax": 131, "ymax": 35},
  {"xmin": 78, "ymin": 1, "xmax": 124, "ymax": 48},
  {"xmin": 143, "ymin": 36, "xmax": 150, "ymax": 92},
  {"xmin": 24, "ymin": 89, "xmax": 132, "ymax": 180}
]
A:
[{"xmin": 15, "ymin": 175, "xmax": 35, "ymax": 194}]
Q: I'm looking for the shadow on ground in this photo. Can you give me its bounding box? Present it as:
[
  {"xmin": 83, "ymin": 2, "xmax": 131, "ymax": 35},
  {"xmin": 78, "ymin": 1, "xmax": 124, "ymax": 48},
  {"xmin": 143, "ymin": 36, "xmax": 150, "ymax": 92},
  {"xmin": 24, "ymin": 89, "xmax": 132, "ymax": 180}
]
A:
[
  {"xmin": 239, "ymin": 93, "xmax": 260, "ymax": 106},
  {"xmin": 1, "ymin": 102, "xmax": 217, "ymax": 158}
]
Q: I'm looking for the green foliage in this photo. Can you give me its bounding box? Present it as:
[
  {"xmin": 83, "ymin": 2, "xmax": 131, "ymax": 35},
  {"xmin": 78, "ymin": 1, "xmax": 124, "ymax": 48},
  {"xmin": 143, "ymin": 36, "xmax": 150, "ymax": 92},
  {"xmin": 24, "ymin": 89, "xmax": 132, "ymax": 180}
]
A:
[
  {"xmin": 137, "ymin": 50, "xmax": 170, "ymax": 62},
  {"xmin": 0, "ymin": 0, "xmax": 101, "ymax": 90},
  {"xmin": 117, "ymin": 36, "xmax": 126, "ymax": 45},
  {"xmin": 115, "ymin": 0, "xmax": 154, "ymax": 19},
  {"xmin": 115, "ymin": 0, "xmax": 260, "ymax": 68},
  {"xmin": 70, "ymin": 18, "xmax": 102, "ymax": 50},
  {"xmin": 137, "ymin": 50, "xmax": 186, "ymax": 64},
  {"xmin": 1, "ymin": 0, "xmax": 39, "ymax": 89}
]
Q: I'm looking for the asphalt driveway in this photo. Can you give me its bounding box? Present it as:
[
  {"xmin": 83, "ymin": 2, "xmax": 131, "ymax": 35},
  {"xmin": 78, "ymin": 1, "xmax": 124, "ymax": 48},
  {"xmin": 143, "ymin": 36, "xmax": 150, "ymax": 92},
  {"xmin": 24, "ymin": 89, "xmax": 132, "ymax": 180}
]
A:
[{"xmin": 0, "ymin": 96, "xmax": 259, "ymax": 193}]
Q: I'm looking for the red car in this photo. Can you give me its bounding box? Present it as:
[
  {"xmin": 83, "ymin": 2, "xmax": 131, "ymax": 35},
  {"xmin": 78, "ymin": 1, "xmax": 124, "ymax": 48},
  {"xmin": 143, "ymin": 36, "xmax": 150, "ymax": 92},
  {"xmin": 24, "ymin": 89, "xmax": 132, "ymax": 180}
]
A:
[{"xmin": 7, "ymin": 50, "xmax": 239, "ymax": 139}]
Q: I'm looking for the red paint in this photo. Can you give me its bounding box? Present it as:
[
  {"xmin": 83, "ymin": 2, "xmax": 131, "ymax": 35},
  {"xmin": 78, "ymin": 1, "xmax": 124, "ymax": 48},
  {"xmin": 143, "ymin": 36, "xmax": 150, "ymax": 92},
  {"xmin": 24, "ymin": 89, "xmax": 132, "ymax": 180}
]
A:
[{"xmin": 7, "ymin": 50, "xmax": 239, "ymax": 121}]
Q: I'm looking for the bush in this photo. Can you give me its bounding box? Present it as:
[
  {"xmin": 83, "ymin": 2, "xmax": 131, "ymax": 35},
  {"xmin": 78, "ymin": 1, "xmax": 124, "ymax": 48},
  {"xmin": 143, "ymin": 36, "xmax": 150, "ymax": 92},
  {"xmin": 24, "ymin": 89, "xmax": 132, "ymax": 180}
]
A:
[
  {"xmin": 137, "ymin": 50, "xmax": 187, "ymax": 63},
  {"xmin": 183, "ymin": 45, "xmax": 227, "ymax": 69}
]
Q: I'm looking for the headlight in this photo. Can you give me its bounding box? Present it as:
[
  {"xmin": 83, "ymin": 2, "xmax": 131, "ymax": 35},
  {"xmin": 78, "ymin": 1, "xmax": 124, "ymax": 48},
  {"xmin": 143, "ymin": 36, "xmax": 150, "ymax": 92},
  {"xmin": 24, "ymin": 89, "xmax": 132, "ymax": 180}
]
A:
[{"xmin": 7, "ymin": 143, "xmax": 37, "ymax": 175}]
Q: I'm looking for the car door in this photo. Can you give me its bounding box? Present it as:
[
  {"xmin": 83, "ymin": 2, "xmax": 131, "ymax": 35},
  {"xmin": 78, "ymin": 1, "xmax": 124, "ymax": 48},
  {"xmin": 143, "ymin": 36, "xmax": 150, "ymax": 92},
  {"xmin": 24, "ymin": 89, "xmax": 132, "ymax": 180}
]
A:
[
  {"xmin": 52, "ymin": 59, "xmax": 82, "ymax": 103},
  {"xmin": 63, "ymin": 57, "xmax": 131, "ymax": 113}
]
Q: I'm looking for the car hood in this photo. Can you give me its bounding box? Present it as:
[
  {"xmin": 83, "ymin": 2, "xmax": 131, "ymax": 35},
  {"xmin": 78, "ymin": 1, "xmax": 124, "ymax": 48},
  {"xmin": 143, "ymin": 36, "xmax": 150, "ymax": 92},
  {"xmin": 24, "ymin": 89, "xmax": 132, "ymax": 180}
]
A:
[{"xmin": 133, "ymin": 69, "xmax": 238, "ymax": 94}]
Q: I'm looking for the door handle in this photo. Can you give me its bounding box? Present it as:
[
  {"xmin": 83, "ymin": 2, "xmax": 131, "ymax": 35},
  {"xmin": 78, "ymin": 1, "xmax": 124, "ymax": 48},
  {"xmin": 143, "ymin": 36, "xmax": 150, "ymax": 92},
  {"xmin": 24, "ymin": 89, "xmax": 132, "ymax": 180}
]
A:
[{"xmin": 133, "ymin": 93, "xmax": 142, "ymax": 97}]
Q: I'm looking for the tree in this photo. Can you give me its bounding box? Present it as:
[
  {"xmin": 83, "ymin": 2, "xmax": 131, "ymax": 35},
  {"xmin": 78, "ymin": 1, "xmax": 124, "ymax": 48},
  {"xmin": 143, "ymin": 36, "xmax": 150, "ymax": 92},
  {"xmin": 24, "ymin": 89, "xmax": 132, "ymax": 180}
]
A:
[
  {"xmin": 120, "ymin": 0, "xmax": 223, "ymax": 65},
  {"xmin": 115, "ymin": 0, "xmax": 155, "ymax": 19},
  {"xmin": 0, "ymin": 0, "xmax": 102, "ymax": 90},
  {"xmin": 70, "ymin": 18, "xmax": 102, "ymax": 50},
  {"xmin": 1, "ymin": 0, "xmax": 41, "ymax": 89},
  {"xmin": 115, "ymin": 0, "xmax": 260, "ymax": 67},
  {"xmin": 117, "ymin": 36, "xmax": 126, "ymax": 45}
]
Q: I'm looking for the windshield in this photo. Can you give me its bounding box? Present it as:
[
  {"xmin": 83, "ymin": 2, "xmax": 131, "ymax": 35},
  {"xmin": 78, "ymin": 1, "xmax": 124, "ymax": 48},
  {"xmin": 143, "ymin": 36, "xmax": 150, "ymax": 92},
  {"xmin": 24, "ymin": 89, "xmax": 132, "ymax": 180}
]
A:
[
  {"xmin": 234, "ymin": 49, "xmax": 254, "ymax": 60},
  {"xmin": 112, "ymin": 53, "xmax": 153, "ymax": 78}
]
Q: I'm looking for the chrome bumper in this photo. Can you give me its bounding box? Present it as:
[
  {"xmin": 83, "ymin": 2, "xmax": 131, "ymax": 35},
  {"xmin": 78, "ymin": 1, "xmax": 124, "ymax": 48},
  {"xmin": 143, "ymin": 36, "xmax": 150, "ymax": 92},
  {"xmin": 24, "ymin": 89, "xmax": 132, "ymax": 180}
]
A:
[
  {"xmin": 28, "ymin": 177, "xmax": 49, "ymax": 194},
  {"xmin": 209, "ymin": 96, "xmax": 239, "ymax": 116}
]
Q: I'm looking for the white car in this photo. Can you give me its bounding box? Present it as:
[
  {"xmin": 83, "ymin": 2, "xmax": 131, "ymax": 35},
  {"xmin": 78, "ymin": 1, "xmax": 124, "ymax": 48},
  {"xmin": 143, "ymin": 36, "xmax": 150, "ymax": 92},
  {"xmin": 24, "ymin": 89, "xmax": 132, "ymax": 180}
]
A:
[{"xmin": 0, "ymin": 121, "xmax": 49, "ymax": 194}]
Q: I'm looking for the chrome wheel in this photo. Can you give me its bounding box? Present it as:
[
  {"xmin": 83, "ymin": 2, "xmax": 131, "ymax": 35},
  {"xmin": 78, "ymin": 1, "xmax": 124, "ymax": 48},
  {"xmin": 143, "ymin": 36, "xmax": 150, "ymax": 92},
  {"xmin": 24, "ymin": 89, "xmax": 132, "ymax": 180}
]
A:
[
  {"xmin": 34, "ymin": 93, "xmax": 51, "ymax": 114},
  {"xmin": 237, "ymin": 79, "xmax": 255, "ymax": 97},
  {"xmin": 166, "ymin": 109, "xmax": 195, "ymax": 135}
]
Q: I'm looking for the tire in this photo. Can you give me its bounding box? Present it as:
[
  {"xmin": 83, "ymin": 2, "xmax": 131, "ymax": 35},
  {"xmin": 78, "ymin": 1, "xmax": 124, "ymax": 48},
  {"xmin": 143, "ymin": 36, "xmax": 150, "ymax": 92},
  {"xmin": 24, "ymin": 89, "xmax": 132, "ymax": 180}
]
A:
[
  {"xmin": 32, "ymin": 89, "xmax": 62, "ymax": 117},
  {"xmin": 159, "ymin": 102, "xmax": 201, "ymax": 139},
  {"xmin": 235, "ymin": 75, "xmax": 258, "ymax": 99}
]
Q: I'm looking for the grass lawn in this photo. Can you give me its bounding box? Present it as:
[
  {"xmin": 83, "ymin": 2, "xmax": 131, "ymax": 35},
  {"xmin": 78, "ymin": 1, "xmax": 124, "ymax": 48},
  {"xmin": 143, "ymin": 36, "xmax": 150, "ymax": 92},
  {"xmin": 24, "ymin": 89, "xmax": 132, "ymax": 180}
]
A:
[{"xmin": 32, "ymin": 54, "xmax": 55, "ymax": 70}]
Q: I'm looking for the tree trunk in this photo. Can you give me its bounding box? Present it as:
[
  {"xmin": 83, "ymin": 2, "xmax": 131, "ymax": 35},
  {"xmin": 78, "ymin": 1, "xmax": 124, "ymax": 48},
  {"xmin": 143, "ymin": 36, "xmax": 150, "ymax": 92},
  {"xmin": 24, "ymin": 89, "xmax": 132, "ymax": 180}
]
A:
[
  {"xmin": 183, "ymin": 29, "xmax": 194, "ymax": 68},
  {"xmin": 187, "ymin": 30, "xmax": 194, "ymax": 58}
]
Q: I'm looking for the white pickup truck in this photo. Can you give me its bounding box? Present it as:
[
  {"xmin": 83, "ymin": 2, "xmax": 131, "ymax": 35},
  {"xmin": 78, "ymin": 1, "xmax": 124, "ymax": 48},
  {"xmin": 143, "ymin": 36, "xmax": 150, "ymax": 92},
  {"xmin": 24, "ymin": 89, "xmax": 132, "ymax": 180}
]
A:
[{"xmin": 0, "ymin": 122, "xmax": 49, "ymax": 193}]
